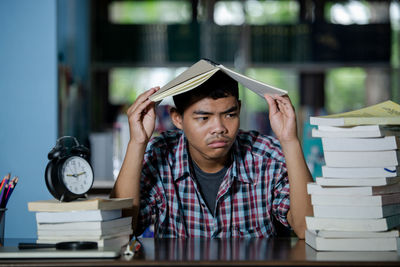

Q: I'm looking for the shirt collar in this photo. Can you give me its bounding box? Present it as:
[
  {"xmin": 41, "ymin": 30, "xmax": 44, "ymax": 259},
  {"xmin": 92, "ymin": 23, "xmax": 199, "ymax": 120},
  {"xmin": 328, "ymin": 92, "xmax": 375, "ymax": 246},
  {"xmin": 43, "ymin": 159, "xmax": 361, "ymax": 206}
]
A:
[
  {"xmin": 173, "ymin": 131, "xmax": 191, "ymax": 181},
  {"xmin": 231, "ymin": 136, "xmax": 254, "ymax": 184}
]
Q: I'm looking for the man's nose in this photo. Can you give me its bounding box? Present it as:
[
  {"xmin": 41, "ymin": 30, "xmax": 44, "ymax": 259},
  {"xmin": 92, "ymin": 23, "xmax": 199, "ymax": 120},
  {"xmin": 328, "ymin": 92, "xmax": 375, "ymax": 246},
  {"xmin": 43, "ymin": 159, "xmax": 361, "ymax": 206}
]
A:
[{"xmin": 211, "ymin": 117, "xmax": 227, "ymax": 134}]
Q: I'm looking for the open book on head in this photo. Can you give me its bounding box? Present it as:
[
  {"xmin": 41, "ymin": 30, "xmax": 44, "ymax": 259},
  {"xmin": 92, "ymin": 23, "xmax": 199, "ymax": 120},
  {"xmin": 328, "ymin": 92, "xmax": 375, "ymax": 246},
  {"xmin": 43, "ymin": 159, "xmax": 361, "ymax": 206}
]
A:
[{"xmin": 149, "ymin": 59, "xmax": 288, "ymax": 102}]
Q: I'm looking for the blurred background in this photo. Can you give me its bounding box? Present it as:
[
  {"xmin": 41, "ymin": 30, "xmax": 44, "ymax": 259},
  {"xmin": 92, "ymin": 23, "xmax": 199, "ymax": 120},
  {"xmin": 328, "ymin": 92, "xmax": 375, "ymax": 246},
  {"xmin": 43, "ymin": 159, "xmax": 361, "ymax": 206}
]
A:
[{"xmin": 1, "ymin": 0, "xmax": 399, "ymax": 238}]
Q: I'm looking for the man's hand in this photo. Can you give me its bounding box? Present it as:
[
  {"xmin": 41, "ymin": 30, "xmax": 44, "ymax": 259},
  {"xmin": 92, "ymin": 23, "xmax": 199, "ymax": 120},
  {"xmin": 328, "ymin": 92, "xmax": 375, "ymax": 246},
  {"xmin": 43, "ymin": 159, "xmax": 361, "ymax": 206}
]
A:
[
  {"xmin": 264, "ymin": 94, "xmax": 297, "ymax": 144},
  {"xmin": 126, "ymin": 87, "xmax": 160, "ymax": 145}
]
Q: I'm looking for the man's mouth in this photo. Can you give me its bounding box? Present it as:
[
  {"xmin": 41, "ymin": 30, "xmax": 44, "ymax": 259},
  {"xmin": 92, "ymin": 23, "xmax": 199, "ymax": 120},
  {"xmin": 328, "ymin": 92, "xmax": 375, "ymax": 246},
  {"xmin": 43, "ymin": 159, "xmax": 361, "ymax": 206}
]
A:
[{"xmin": 207, "ymin": 138, "xmax": 230, "ymax": 148}]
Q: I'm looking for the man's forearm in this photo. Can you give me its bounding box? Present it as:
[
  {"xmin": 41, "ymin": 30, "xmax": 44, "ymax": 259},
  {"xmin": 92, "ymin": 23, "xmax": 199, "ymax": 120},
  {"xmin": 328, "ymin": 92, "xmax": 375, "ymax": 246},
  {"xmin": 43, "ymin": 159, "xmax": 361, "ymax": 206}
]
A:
[
  {"xmin": 281, "ymin": 139, "xmax": 313, "ymax": 239},
  {"xmin": 110, "ymin": 141, "xmax": 147, "ymax": 230}
]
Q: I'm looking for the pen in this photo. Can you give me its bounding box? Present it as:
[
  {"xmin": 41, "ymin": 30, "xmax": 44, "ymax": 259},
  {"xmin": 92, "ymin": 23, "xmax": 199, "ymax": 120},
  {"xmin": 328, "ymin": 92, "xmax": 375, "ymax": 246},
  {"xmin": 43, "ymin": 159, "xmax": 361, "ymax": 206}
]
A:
[{"xmin": 124, "ymin": 236, "xmax": 141, "ymax": 256}]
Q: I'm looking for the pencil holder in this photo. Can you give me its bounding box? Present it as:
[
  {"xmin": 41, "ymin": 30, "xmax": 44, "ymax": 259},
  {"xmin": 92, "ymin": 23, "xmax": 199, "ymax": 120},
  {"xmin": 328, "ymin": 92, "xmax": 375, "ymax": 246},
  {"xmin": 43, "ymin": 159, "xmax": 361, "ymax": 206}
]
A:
[{"xmin": 0, "ymin": 208, "xmax": 6, "ymax": 245}]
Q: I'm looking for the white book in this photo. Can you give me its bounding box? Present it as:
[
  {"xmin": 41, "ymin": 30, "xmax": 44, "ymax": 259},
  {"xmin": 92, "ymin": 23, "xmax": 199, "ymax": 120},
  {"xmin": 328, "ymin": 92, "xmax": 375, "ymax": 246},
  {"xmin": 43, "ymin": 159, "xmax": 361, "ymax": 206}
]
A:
[
  {"xmin": 37, "ymin": 224, "xmax": 132, "ymax": 237},
  {"xmin": 307, "ymin": 182, "xmax": 400, "ymax": 196},
  {"xmin": 313, "ymin": 204, "xmax": 400, "ymax": 219},
  {"xmin": 312, "ymin": 125, "xmax": 400, "ymax": 138},
  {"xmin": 322, "ymin": 166, "xmax": 399, "ymax": 178},
  {"xmin": 305, "ymin": 229, "xmax": 399, "ymax": 251},
  {"xmin": 312, "ymin": 229, "xmax": 399, "ymax": 238},
  {"xmin": 37, "ymin": 235, "xmax": 130, "ymax": 248},
  {"xmin": 315, "ymin": 176, "xmax": 400, "ymax": 187},
  {"xmin": 305, "ymin": 214, "xmax": 400, "ymax": 231},
  {"xmin": 37, "ymin": 229, "xmax": 133, "ymax": 240},
  {"xmin": 36, "ymin": 209, "xmax": 121, "ymax": 223},
  {"xmin": 37, "ymin": 217, "xmax": 132, "ymax": 231},
  {"xmin": 322, "ymin": 136, "xmax": 400, "ymax": 152},
  {"xmin": 311, "ymin": 193, "xmax": 400, "ymax": 206},
  {"xmin": 323, "ymin": 150, "xmax": 400, "ymax": 167}
]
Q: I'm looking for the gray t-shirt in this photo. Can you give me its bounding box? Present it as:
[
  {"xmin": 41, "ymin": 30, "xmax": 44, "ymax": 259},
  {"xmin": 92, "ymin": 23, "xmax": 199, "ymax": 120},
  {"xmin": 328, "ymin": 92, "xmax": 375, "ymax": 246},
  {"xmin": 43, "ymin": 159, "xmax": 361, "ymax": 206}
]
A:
[{"xmin": 192, "ymin": 161, "xmax": 228, "ymax": 215}]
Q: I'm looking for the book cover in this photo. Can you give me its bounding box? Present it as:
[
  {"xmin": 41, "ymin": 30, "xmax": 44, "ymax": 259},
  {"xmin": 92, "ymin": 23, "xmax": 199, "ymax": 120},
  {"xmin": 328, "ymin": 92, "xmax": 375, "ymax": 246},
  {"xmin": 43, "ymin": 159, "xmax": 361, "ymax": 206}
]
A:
[
  {"xmin": 28, "ymin": 198, "xmax": 133, "ymax": 212},
  {"xmin": 315, "ymin": 176, "xmax": 400, "ymax": 187},
  {"xmin": 321, "ymin": 166, "xmax": 399, "ymax": 178},
  {"xmin": 310, "ymin": 101, "xmax": 400, "ymax": 126},
  {"xmin": 148, "ymin": 59, "xmax": 287, "ymax": 102},
  {"xmin": 305, "ymin": 214, "xmax": 400, "ymax": 231},
  {"xmin": 311, "ymin": 193, "xmax": 400, "ymax": 206},
  {"xmin": 35, "ymin": 209, "xmax": 122, "ymax": 223},
  {"xmin": 321, "ymin": 136, "xmax": 400, "ymax": 152},
  {"xmin": 305, "ymin": 229, "xmax": 399, "ymax": 251},
  {"xmin": 313, "ymin": 203, "xmax": 400, "ymax": 219},
  {"xmin": 323, "ymin": 150, "xmax": 400, "ymax": 168},
  {"xmin": 307, "ymin": 182, "xmax": 400, "ymax": 196}
]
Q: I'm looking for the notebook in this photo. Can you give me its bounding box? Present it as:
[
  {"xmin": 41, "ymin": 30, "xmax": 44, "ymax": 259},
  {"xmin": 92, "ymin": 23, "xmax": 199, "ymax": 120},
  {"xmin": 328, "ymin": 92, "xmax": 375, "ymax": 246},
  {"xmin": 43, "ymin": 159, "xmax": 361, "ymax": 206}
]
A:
[{"xmin": 0, "ymin": 246, "xmax": 120, "ymax": 259}]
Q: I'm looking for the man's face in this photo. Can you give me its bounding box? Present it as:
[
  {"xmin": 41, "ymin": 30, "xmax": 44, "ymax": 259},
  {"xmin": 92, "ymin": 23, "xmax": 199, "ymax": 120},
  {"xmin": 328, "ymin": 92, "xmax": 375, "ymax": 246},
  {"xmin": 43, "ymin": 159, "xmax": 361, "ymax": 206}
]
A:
[{"xmin": 173, "ymin": 96, "xmax": 240, "ymax": 166}]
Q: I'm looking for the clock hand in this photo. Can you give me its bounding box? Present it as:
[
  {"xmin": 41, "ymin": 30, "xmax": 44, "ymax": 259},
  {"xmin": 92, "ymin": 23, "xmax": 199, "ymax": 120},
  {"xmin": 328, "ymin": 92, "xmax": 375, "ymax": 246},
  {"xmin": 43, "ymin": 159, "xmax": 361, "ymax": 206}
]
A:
[
  {"xmin": 76, "ymin": 172, "xmax": 86, "ymax": 176},
  {"xmin": 66, "ymin": 174, "xmax": 79, "ymax": 178}
]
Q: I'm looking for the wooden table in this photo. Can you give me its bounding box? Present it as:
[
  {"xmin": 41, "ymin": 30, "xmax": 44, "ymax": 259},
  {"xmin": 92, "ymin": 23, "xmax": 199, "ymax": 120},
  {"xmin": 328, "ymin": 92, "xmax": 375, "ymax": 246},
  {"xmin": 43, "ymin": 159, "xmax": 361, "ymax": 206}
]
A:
[{"xmin": 1, "ymin": 237, "xmax": 400, "ymax": 266}]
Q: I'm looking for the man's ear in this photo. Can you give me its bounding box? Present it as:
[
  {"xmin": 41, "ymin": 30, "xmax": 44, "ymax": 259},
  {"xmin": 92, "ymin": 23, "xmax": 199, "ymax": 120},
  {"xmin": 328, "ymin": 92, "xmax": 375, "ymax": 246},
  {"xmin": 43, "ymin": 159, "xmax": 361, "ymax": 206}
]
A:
[{"xmin": 170, "ymin": 107, "xmax": 183, "ymax": 130}]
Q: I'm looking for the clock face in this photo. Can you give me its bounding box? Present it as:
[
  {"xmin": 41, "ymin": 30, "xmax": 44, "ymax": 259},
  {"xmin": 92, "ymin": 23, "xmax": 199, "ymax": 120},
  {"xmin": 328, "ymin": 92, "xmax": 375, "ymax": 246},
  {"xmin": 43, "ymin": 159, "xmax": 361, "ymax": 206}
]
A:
[{"xmin": 61, "ymin": 156, "xmax": 94, "ymax": 195}]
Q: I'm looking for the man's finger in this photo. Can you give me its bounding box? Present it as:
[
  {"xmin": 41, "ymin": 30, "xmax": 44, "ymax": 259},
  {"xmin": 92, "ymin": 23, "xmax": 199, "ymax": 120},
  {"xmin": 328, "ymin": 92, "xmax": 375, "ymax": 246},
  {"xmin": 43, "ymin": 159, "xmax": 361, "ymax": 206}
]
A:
[
  {"xmin": 264, "ymin": 94, "xmax": 278, "ymax": 115},
  {"xmin": 127, "ymin": 87, "xmax": 160, "ymax": 115}
]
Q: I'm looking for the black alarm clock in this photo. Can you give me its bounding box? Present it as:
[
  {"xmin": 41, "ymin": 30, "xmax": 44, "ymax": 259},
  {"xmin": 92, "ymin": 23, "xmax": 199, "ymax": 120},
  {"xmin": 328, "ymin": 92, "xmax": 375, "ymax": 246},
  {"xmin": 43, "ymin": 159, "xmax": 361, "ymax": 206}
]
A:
[{"xmin": 45, "ymin": 136, "xmax": 94, "ymax": 202}]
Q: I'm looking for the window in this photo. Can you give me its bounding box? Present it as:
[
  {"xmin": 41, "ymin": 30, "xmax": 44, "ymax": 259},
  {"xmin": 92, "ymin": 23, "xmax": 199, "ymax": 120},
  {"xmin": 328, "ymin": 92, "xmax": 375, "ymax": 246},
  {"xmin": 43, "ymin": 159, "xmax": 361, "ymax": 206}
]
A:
[
  {"xmin": 109, "ymin": 0, "xmax": 192, "ymax": 24},
  {"xmin": 214, "ymin": 0, "xmax": 299, "ymax": 25}
]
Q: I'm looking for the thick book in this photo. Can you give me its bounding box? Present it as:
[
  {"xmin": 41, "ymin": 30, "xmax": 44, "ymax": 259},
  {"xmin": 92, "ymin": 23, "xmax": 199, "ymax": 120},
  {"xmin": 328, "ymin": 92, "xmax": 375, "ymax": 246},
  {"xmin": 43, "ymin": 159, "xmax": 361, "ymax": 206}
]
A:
[
  {"xmin": 37, "ymin": 235, "xmax": 130, "ymax": 248},
  {"xmin": 312, "ymin": 125, "xmax": 400, "ymax": 138},
  {"xmin": 313, "ymin": 203, "xmax": 400, "ymax": 219},
  {"xmin": 37, "ymin": 225, "xmax": 132, "ymax": 238},
  {"xmin": 37, "ymin": 217, "xmax": 132, "ymax": 231},
  {"xmin": 310, "ymin": 101, "xmax": 400, "ymax": 126},
  {"xmin": 305, "ymin": 229, "xmax": 399, "ymax": 251},
  {"xmin": 35, "ymin": 209, "xmax": 122, "ymax": 223},
  {"xmin": 305, "ymin": 214, "xmax": 400, "ymax": 231},
  {"xmin": 315, "ymin": 176, "xmax": 400, "ymax": 187},
  {"xmin": 148, "ymin": 59, "xmax": 287, "ymax": 102},
  {"xmin": 28, "ymin": 198, "xmax": 133, "ymax": 212},
  {"xmin": 323, "ymin": 150, "xmax": 400, "ymax": 168},
  {"xmin": 321, "ymin": 136, "xmax": 400, "ymax": 152},
  {"xmin": 321, "ymin": 166, "xmax": 399, "ymax": 178},
  {"xmin": 311, "ymin": 193, "xmax": 400, "ymax": 206},
  {"xmin": 307, "ymin": 182, "xmax": 400, "ymax": 196}
]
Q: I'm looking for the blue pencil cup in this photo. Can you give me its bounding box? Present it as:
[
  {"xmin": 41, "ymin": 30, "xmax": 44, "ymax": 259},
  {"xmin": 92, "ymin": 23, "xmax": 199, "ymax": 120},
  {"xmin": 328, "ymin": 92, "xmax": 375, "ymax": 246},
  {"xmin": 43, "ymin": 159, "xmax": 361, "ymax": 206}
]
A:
[{"xmin": 0, "ymin": 208, "xmax": 6, "ymax": 245}]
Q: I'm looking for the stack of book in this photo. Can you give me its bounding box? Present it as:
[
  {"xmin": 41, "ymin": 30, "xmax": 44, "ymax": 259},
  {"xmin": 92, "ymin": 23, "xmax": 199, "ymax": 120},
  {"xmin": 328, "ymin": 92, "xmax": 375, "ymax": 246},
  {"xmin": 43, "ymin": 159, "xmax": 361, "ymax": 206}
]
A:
[
  {"xmin": 28, "ymin": 198, "xmax": 133, "ymax": 248},
  {"xmin": 306, "ymin": 101, "xmax": 400, "ymax": 251}
]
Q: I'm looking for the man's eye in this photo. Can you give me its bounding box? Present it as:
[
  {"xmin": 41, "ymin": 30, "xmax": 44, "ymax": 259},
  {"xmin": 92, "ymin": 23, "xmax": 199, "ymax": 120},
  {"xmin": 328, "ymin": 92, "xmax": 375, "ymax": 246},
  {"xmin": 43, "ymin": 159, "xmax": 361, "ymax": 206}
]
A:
[
  {"xmin": 196, "ymin": 117, "xmax": 208, "ymax": 121},
  {"xmin": 227, "ymin": 113, "xmax": 237, "ymax": 118}
]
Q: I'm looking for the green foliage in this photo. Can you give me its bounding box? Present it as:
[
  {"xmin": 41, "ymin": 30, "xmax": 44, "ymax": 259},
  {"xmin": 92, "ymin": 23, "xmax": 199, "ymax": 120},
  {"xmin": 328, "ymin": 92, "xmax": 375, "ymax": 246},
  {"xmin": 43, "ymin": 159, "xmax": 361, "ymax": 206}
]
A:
[
  {"xmin": 325, "ymin": 68, "xmax": 366, "ymax": 114},
  {"xmin": 109, "ymin": 0, "xmax": 191, "ymax": 24},
  {"xmin": 242, "ymin": 68, "xmax": 299, "ymax": 112}
]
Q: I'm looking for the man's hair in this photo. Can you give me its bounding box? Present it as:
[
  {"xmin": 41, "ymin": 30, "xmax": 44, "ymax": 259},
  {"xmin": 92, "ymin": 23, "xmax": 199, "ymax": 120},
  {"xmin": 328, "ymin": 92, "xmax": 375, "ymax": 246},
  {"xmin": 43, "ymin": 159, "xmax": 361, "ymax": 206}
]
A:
[{"xmin": 173, "ymin": 71, "xmax": 239, "ymax": 115}]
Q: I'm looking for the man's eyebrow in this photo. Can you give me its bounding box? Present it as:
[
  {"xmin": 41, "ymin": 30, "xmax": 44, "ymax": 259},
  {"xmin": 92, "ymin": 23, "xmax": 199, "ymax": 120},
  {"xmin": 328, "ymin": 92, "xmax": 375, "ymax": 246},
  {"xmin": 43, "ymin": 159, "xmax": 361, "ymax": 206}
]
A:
[{"xmin": 192, "ymin": 105, "xmax": 239, "ymax": 115}]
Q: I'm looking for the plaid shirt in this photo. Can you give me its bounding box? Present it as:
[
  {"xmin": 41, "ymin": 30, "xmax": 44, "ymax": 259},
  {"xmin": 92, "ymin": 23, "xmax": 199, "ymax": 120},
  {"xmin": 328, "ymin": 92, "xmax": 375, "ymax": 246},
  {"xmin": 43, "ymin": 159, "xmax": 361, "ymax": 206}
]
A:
[{"xmin": 137, "ymin": 130, "xmax": 290, "ymax": 238}]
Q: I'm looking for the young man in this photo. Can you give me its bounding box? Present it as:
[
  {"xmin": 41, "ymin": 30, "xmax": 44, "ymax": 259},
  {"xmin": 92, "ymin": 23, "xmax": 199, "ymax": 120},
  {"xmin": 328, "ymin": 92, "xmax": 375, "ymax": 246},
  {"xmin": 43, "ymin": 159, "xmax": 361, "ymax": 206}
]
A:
[{"xmin": 111, "ymin": 71, "xmax": 313, "ymax": 238}]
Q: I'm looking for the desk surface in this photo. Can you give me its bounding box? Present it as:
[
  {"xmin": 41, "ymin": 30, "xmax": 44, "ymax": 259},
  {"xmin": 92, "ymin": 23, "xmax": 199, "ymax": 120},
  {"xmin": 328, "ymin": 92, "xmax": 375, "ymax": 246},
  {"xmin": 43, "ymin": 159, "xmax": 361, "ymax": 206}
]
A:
[{"xmin": 1, "ymin": 238, "xmax": 400, "ymax": 266}]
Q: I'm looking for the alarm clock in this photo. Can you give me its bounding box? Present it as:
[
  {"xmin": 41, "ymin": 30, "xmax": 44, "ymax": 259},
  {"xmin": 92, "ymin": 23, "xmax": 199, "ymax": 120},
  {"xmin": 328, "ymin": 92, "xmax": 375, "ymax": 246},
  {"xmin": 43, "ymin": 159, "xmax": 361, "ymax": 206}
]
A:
[{"xmin": 45, "ymin": 136, "xmax": 94, "ymax": 202}]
